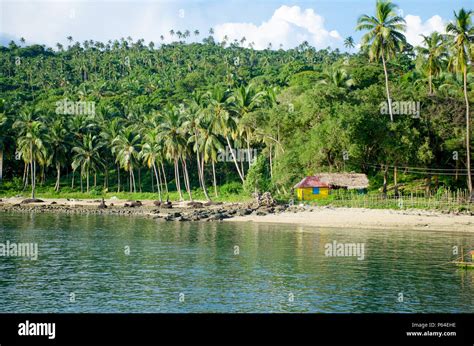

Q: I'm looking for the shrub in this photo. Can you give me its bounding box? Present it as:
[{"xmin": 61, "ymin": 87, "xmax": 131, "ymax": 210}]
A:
[{"xmin": 220, "ymin": 181, "xmax": 243, "ymax": 195}]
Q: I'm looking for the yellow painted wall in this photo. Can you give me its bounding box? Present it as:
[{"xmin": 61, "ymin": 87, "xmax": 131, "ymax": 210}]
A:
[{"xmin": 296, "ymin": 187, "xmax": 329, "ymax": 201}]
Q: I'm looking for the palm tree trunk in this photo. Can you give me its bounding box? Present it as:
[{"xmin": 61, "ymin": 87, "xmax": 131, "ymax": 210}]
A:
[
  {"xmin": 174, "ymin": 158, "xmax": 183, "ymax": 201},
  {"xmin": 200, "ymin": 153, "xmax": 211, "ymax": 201},
  {"xmin": 132, "ymin": 169, "xmax": 137, "ymax": 193},
  {"xmin": 23, "ymin": 162, "xmax": 28, "ymax": 188},
  {"xmin": 72, "ymin": 170, "xmax": 75, "ymax": 189},
  {"xmin": 151, "ymin": 168, "xmax": 155, "ymax": 193},
  {"xmin": 161, "ymin": 162, "xmax": 169, "ymax": 198},
  {"xmin": 0, "ymin": 149, "xmax": 3, "ymax": 183},
  {"xmin": 464, "ymin": 68, "xmax": 472, "ymax": 198},
  {"xmin": 152, "ymin": 163, "xmax": 162, "ymax": 201},
  {"xmin": 30, "ymin": 161, "xmax": 34, "ymax": 199},
  {"xmin": 382, "ymin": 164, "xmax": 388, "ymax": 198},
  {"xmin": 247, "ymin": 134, "xmax": 252, "ymax": 170},
  {"xmin": 30, "ymin": 143, "xmax": 35, "ymax": 199},
  {"xmin": 428, "ymin": 73, "xmax": 433, "ymax": 95},
  {"xmin": 393, "ymin": 165, "xmax": 399, "ymax": 197},
  {"xmin": 181, "ymin": 158, "xmax": 192, "ymax": 201},
  {"xmin": 212, "ymin": 160, "xmax": 218, "ymax": 198},
  {"xmin": 55, "ymin": 163, "xmax": 61, "ymax": 192},
  {"xmin": 33, "ymin": 160, "xmax": 36, "ymax": 199},
  {"xmin": 269, "ymin": 144, "xmax": 273, "ymax": 178},
  {"xmin": 196, "ymin": 150, "xmax": 203, "ymax": 189},
  {"xmin": 225, "ymin": 136, "xmax": 245, "ymax": 183},
  {"xmin": 381, "ymin": 53, "xmax": 393, "ymax": 122},
  {"xmin": 157, "ymin": 165, "xmax": 164, "ymax": 202},
  {"xmin": 86, "ymin": 169, "xmax": 90, "ymax": 192},
  {"xmin": 117, "ymin": 164, "xmax": 121, "ymax": 193}
]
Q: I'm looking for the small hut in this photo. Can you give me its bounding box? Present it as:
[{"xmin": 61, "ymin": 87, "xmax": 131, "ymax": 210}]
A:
[{"xmin": 294, "ymin": 173, "xmax": 369, "ymax": 201}]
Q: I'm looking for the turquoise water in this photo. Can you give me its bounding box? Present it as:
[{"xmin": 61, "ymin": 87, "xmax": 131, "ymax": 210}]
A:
[{"xmin": 0, "ymin": 213, "xmax": 473, "ymax": 313}]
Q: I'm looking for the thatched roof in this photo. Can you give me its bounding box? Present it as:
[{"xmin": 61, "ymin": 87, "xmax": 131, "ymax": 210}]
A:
[
  {"xmin": 294, "ymin": 173, "xmax": 369, "ymax": 189},
  {"xmin": 294, "ymin": 176, "xmax": 329, "ymax": 188},
  {"xmin": 317, "ymin": 173, "xmax": 369, "ymax": 189}
]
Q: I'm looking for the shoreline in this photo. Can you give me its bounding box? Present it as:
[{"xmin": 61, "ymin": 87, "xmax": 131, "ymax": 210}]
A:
[{"xmin": 1, "ymin": 197, "xmax": 473, "ymax": 232}]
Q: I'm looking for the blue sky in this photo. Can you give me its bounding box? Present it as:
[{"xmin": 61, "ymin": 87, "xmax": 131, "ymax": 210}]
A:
[{"xmin": 0, "ymin": 0, "xmax": 472, "ymax": 50}]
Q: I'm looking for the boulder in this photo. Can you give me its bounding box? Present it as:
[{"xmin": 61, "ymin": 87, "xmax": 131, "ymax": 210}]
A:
[
  {"xmin": 203, "ymin": 201, "xmax": 223, "ymax": 206},
  {"xmin": 237, "ymin": 209, "xmax": 252, "ymax": 216},
  {"xmin": 161, "ymin": 202, "xmax": 173, "ymax": 209},
  {"xmin": 187, "ymin": 201, "xmax": 203, "ymax": 208},
  {"xmin": 21, "ymin": 198, "xmax": 44, "ymax": 204},
  {"xmin": 98, "ymin": 198, "xmax": 107, "ymax": 209}
]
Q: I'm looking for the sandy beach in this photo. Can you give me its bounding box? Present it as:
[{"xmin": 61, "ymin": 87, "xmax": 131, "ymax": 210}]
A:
[
  {"xmin": 227, "ymin": 207, "xmax": 474, "ymax": 232},
  {"xmin": 1, "ymin": 197, "xmax": 473, "ymax": 232}
]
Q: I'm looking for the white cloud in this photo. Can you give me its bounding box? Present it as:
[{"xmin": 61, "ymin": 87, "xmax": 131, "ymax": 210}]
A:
[
  {"xmin": 214, "ymin": 5, "xmax": 342, "ymax": 50},
  {"xmin": 0, "ymin": 1, "xmax": 173, "ymax": 47},
  {"xmin": 404, "ymin": 15, "xmax": 446, "ymax": 47}
]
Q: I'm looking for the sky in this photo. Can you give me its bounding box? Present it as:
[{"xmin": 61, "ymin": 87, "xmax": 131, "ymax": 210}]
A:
[{"xmin": 0, "ymin": 0, "xmax": 472, "ymax": 51}]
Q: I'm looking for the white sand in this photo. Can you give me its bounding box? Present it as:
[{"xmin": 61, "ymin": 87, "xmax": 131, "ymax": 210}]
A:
[{"xmin": 227, "ymin": 207, "xmax": 474, "ymax": 232}]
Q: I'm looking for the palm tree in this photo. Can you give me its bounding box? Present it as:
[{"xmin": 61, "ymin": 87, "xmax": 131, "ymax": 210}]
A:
[
  {"xmin": 344, "ymin": 36, "xmax": 355, "ymax": 51},
  {"xmin": 416, "ymin": 32, "xmax": 448, "ymax": 95},
  {"xmin": 446, "ymin": 8, "xmax": 474, "ymax": 196},
  {"xmin": 232, "ymin": 84, "xmax": 266, "ymax": 171},
  {"xmin": 208, "ymin": 86, "xmax": 245, "ymax": 183},
  {"xmin": 72, "ymin": 134, "xmax": 103, "ymax": 193},
  {"xmin": 158, "ymin": 105, "xmax": 187, "ymax": 200},
  {"xmin": 140, "ymin": 129, "xmax": 164, "ymax": 201},
  {"xmin": 318, "ymin": 67, "xmax": 355, "ymax": 88},
  {"xmin": 183, "ymin": 96, "xmax": 211, "ymax": 201},
  {"xmin": 356, "ymin": 0, "xmax": 406, "ymax": 122},
  {"xmin": 112, "ymin": 128, "xmax": 141, "ymax": 193},
  {"xmin": 13, "ymin": 111, "xmax": 46, "ymax": 198},
  {"xmin": 201, "ymin": 118, "xmax": 224, "ymax": 197},
  {"xmin": 47, "ymin": 119, "xmax": 69, "ymax": 191},
  {"xmin": 100, "ymin": 117, "xmax": 124, "ymax": 192}
]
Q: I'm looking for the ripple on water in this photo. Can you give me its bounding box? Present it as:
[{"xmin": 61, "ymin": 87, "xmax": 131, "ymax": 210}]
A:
[{"xmin": 0, "ymin": 213, "xmax": 473, "ymax": 313}]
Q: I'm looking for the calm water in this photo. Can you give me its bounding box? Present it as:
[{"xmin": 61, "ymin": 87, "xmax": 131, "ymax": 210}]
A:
[{"xmin": 0, "ymin": 213, "xmax": 473, "ymax": 313}]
